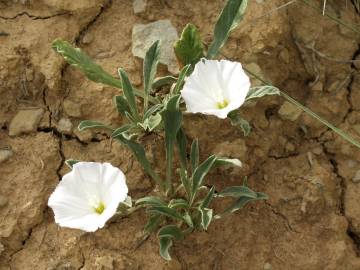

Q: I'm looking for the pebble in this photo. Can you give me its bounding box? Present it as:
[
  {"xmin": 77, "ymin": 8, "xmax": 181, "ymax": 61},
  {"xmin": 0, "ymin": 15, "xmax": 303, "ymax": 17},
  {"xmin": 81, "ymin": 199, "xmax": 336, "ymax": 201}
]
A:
[
  {"xmin": 0, "ymin": 242, "xmax": 4, "ymax": 255},
  {"xmin": 57, "ymin": 118, "xmax": 73, "ymax": 134},
  {"xmin": 278, "ymin": 101, "xmax": 302, "ymax": 121},
  {"xmin": 133, "ymin": 0, "xmax": 147, "ymax": 14},
  {"xmin": 9, "ymin": 108, "xmax": 44, "ymax": 136},
  {"xmin": 82, "ymin": 32, "xmax": 94, "ymax": 44},
  {"xmin": 132, "ymin": 20, "xmax": 179, "ymax": 74},
  {"xmin": 0, "ymin": 148, "xmax": 13, "ymax": 163},
  {"xmin": 263, "ymin": 262, "xmax": 272, "ymax": 270}
]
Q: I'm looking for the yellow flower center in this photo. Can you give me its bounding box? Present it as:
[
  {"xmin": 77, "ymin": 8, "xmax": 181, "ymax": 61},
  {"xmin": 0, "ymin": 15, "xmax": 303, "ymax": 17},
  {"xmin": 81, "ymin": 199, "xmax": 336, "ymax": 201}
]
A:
[
  {"xmin": 94, "ymin": 202, "xmax": 105, "ymax": 214},
  {"xmin": 216, "ymin": 99, "xmax": 229, "ymax": 109}
]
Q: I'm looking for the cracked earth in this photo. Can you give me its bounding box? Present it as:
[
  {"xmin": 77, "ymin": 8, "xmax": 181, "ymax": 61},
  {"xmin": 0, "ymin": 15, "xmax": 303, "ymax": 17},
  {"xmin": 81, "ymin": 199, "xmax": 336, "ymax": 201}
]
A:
[{"xmin": 1, "ymin": 0, "xmax": 360, "ymax": 269}]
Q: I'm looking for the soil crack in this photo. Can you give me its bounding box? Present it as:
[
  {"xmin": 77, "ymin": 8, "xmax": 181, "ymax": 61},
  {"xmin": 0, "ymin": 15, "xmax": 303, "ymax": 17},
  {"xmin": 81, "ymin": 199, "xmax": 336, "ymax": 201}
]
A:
[{"xmin": 0, "ymin": 11, "xmax": 71, "ymax": 20}]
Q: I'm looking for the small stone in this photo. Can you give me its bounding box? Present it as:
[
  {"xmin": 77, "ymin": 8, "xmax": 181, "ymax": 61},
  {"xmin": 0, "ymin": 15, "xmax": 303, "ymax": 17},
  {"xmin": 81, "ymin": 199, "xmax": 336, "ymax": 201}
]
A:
[
  {"xmin": 0, "ymin": 195, "xmax": 8, "ymax": 207},
  {"xmin": 57, "ymin": 118, "xmax": 73, "ymax": 134},
  {"xmin": 310, "ymin": 81, "xmax": 323, "ymax": 92},
  {"xmin": 133, "ymin": 0, "xmax": 146, "ymax": 14},
  {"xmin": 0, "ymin": 242, "xmax": 4, "ymax": 255},
  {"xmin": 95, "ymin": 256, "xmax": 114, "ymax": 270},
  {"xmin": 263, "ymin": 262, "xmax": 272, "ymax": 270},
  {"xmin": 245, "ymin": 62, "xmax": 269, "ymax": 86},
  {"xmin": 132, "ymin": 20, "xmax": 179, "ymax": 74},
  {"xmin": 9, "ymin": 108, "xmax": 44, "ymax": 136},
  {"xmin": 73, "ymin": 128, "xmax": 93, "ymax": 143},
  {"xmin": 285, "ymin": 142, "xmax": 295, "ymax": 152},
  {"xmin": 82, "ymin": 33, "xmax": 94, "ymax": 44},
  {"xmin": 63, "ymin": 100, "xmax": 82, "ymax": 118},
  {"xmin": 278, "ymin": 101, "xmax": 302, "ymax": 121},
  {"xmin": 352, "ymin": 170, "xmax": 360, "ymax": 183},
  {"xmin": 0, "ymin": 148, "xmax": 13, "ymax": 163}
]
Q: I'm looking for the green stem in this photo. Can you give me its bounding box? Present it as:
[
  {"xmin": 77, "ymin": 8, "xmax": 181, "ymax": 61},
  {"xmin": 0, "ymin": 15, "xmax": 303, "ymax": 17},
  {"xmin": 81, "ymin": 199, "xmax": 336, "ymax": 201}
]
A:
[
  {"xmin": 244, "ymin": 67, "xmax": 360, "ymax": 149},
  {"xmin": 165, "ymin": 144, "xmax": 174, "ymax": 196}
]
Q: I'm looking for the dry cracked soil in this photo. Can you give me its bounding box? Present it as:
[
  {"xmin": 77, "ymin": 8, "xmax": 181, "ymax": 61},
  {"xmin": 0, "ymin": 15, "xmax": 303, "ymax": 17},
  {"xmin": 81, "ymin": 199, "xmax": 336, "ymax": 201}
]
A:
[{"xmin": 1, "ymin": 0, "xmax": 360, "ymax": 269}]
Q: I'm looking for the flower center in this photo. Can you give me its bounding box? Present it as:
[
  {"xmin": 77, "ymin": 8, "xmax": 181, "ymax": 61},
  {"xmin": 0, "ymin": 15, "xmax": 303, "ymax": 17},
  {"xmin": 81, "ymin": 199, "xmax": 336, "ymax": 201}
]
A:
[
  {"xmin": 94, "ymin": 202, "xmax": 105, "ymax": 214},
  {"xmin": 216, "ymin": 99, "xmax": 229, "ymax": 109}
]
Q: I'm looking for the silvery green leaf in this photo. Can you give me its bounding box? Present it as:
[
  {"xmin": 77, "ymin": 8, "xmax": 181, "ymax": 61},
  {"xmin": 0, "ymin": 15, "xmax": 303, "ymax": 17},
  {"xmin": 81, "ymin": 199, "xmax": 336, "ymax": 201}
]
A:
[
  {"xmin": 180, "ymin": 168, "xmax": 191, "ymax": 199},
  {"xmin": 183, "ymin": 211, "xmax": 194, "ymax": 228},
  {"xmin": 158, "ymin": 225, "xmax": 184, "ymax": 240},
  {"xmin": 214, "ymin": 158, "xmax": 242, "ymax": 167},
  {"xmin": 191, "ymin": 155, "xmax": 217, "ymax": 204},
  {"xmin": 52, "ymin": 39, "xmax": 123, "ymax": 89},
  {"xmin": 143, "ymin": 40, "xmax": 160, "ymax": 111},
  {"xmin": 111, "ymin": 124, "xmax": 132, "ymax": 138},
  {"xmin": 144, "ymin": 104, "xmax": 164, "ymax": 119},
  {"xmin": 190, "ymin": 139, "xmax": 199, "ymax": 172},
  {"xmin": 136, "ymin": 196, "xmax": 166, "ymax": 207},
  {"xmin": 176, "ymin": 128, "xmax": 188, "ymax": 169},
  {"xmin": 245, "ymin": 86, "xmax": 280, "ymax": 101},
  {"xmin": 152, "ymin": 76, "xmax": 177, "ymax": 90},
  {"xmin": 159, "ymin": 237, "xmax": 172, "ymax": 261},
  {"xmin": 114, "ymin": 95, "xmax": 130, "ymax": 116},
  {"xmin": 168, "ymin": 199, "xmax": 188, "ymax": 209},
  {"xmin": 120, "ymin": 196, "xmax": 132, "ymax": 207},
  {"xmin": 115, "ymin": 136, "xmax": 164, "ymax": 189},
  {"xmin": 228, "ymin": 112, "xmax": 251, "ymax": 136},
  {"xmin": 139, "ymin": 113, "xmax": 162, "ymax": 131},
  {"xmin": 216, "ymin": 186, "xmax": 257, "ymax": 198},
  {"xmin": 200, "ymin": 186, "xmax": 215, "ymax": 208},
  {"xmin": 144, "ymin": 214, "xmax": 162, "ymax": 234},
  {"xmin": 78, "ymin": 120, "xmax": 113, "ymax": 131},
  {"xmin": 162, "ymin": 95, "xmax": 183, "ymax": 192},
  {"xmin": 215, "ymin": 192, "xmax": 268, "ymax": 219},
  {"xmin": 173, "ymin": 64, "xmax": 191, "ymax": 95},
  {"xmin": 198, "ymin": 207, "xmax": 213, "ymax": 230},
  {"xmin": 65, "ymin": 159, "xmax": 80, "ymax": 169},
  {"xmin": 148, "ymin": 206, "xmax": 185, "ymax": 221},
  {"xmin": 174, "ymin": 23, "xmax": 204, "ymax": 67},
  {"xmin": 118, "ymin": 68, "xmax": 140, "ymax": 121},
  {"xmin": 207, "ymin": 0, "xmax": 248, "ymax": 59}
]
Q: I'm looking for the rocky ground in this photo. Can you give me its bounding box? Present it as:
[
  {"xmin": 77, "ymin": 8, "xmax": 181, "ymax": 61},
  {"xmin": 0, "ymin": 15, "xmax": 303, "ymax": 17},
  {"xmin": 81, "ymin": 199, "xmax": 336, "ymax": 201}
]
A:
[{"xmin": 1, "ymin": 0, "xmax": 360, "ymax": 269}]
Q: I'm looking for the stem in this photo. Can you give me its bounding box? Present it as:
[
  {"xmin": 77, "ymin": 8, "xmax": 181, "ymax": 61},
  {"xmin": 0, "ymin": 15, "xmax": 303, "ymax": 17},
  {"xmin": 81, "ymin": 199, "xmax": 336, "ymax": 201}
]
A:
[
  {"xmin": 165, "ymin": 144, "xmax": 174, "ymax": 196},
  {"xmin": 244, "ymin": 67, "xmax": 360, "ymax": 149}
]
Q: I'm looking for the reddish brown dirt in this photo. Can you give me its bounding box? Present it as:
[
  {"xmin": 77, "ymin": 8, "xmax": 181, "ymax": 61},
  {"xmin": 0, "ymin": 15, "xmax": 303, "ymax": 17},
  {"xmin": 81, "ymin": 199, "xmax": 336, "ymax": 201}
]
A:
[{"xmin": 1, "ymin": 0, "xmax": 360, "ymax": 269}]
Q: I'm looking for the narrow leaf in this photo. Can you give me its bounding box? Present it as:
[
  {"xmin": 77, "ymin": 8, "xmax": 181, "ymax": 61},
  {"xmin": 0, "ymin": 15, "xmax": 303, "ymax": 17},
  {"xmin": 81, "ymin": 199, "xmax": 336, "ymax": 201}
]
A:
[
  {"xmin": 207, "ymin": 0, "xmax": 248, "ymax": 59},
  {"xmin": 176, "ymin": 128, "xmax": 188, "ymax": 169},
  {"xmin": 191, "ymin": 155, "xmax": 217, "ymax": 203},
  {"xmin": 111, "ymin": 124, "xmax": 132, "ymax": 138},
  {"xmin": 200, "ymin": 186, "xmax": 215, "ymax": 208},
  {"xmin": 173, "ymin": 64, "xmax": 191, "ymax": 95},
  {"xmin": 148, "ymin": 206, "xmax": 185, "ymax": 221},
  {"xmin": 153, "ymin": 76, "xmax": 177, "ymax": 89},
  {"xmin": 115, "ymin": 136, "xmax": 164, "ymax": 189},
  {"xmin": 144, "ymin": 214, "xmax": 162, "ymax": 234},
  {"xmin": 217, "ymin": 186, "xmax": 257, "ymax": 198},
  {"xmin": 180, "ymin": 168, "xmax": 191, "ymax": 199},
  {"xmin": 174, "ymin": 23, "xmax": 204, "ymax": 67},
  {"xmin": 183, "ymin": 211, "xmax": 194, "ymax": 228},
  {"xmin": 136, "ymin": 196, "xmax": 166, "ymax": 207},
  {"xmin": 198, "ymin": 207, "xmax": 213, "ymax": 230},
  {"xmin": 158, "ymin": 225, "xmax": 184, "ymax": 240},
  {"xmin": 65, "ymin": 159, "xmax": 80, "ymax": 169},
  {"xmin": 214, "ymin": 158, "xmax": 242, "ymax": 167},
  {"xmin": 168, "ymin": 199, "xmax": 189, "ymax": 209},
  {"xmin": 228, "ymin": 112, "xmax": 251, "ymax": 136},
  {"xmin": 143, "ymin": 41, "xmax": 160, "ymax": 112},
  {"xmin": 245, "ymin": 86, "xmax": 280, "ymax": 101},
  {"xmin": 144, "ymin": 104, "xmax": 164, "ymax": 119},
  {"xmin": 159, "ymin": 237, "xmax": 172, "ymax": 261},
  {"xmin": 114, "ymin": 95, "xmax": 131, "ymax": 116},
  {"xmin": 190, "ymin": 139, "xmax": 199, "ymax": 172},
  {"xmin": 78, "ymin": 120, "xmax": 113, "ymax": 131},
  {"xmin": 118, "ymin": 68, "xmax": 140, "ymax": 121}
]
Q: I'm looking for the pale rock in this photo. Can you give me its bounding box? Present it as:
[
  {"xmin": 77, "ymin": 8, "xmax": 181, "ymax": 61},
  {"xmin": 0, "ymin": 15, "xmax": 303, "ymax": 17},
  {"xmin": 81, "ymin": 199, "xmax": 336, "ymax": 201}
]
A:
[
  {"xmin": 245, "ymin": 62, "xmax": 268, "ymax": 86},
  {"xmin": 74, "ymin": 128, "xmax": 93, "ymax": 143},
  {"xmin": 0, "ymin": 242, "xmax": 4, "ymax": 255},
  {"xmin": 311, "ymin": 81, "xmax": 323, "ymax": 92},
  {"xmin": 213, "ymin": 138, "xmax": 247, "ymax": 160},
  {"xmin": 9, "ymin": 108, "xmax": 44, "ymax": 136},
  {"xmin": 352, "ymin": 170, "xmax": 360, "ymax": 183},
  {"xmin": 132, "ymin": 20, "xmax": 179, "ymax": 74},
  {"xmin": 0, "ymin": 148, "xmax": 13, "ymax": 163},
  {"xmin": 82, "ymin": 33, "xmax": 94, "ymax": 44},
  {"xmin": 57, "ymin": 118, "xmax": 73, "ymax": 134},
  {"xmin": 278, "ymin": 101, "xmax": 302, "ymax": 121},
  {"xmin": 133, "ymin": 0, "xmax": 147, "ymax": 14},
  {"xmin": 279, "ymin": 48, "xmax": 290, "ymax": 64},
  {"xmin": 63, "ymin": 100, "xmax": 82, "ymax": 118},
  {"xmin": 42, "ymin": 0, "xmax": 102, "ymax": 11},
  {"xmin": 263, "ymin": 262, "xmax": 272, "ymax": 270}
]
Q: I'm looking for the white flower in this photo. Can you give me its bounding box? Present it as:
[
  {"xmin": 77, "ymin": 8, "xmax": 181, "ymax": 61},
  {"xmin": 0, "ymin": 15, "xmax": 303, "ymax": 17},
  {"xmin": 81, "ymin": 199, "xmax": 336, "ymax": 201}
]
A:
[
  {"xmin": 48, "ymin": 162, "xmax": 128, "ymax": 232},
  {"xmin": 180, "ymin": 59, "xmax": 250, "ymax": 119}
]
